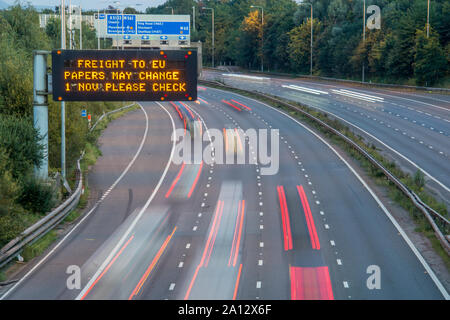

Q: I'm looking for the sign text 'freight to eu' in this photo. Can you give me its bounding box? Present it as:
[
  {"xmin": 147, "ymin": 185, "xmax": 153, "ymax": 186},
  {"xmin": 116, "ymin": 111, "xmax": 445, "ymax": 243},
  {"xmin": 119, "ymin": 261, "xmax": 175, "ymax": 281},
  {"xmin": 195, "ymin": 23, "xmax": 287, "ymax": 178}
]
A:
[{"xmin": 52, "ymin": 50, "xmax": 197, "ymax": 101}]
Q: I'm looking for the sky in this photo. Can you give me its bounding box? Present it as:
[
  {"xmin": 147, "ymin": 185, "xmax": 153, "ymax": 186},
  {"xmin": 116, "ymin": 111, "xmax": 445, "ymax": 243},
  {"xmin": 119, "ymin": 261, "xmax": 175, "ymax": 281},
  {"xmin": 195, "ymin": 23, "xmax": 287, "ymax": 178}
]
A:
[{"xmin": 3, "ymin": 0, "xmax": 168, "ymax": 10}]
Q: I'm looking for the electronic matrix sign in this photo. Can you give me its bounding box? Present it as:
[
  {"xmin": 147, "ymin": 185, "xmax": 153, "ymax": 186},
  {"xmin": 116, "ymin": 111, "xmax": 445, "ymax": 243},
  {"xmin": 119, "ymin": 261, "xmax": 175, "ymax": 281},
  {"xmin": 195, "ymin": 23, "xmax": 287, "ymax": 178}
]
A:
[{"xmin": 52, "ymin": 49, "xmax": 197, "ymax": 101}]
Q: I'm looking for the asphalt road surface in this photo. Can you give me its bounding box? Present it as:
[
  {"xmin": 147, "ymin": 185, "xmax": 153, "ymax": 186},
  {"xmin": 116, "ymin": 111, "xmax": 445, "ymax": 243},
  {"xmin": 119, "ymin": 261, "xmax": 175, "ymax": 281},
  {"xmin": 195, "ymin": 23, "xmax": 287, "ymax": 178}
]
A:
[
  {"xmin": 1, "ymin": 86, "xmax": 448, "ymax": 300},
  {"xmin": 202, "ymin": 70, "xmax": 450, "ymax": 205}
]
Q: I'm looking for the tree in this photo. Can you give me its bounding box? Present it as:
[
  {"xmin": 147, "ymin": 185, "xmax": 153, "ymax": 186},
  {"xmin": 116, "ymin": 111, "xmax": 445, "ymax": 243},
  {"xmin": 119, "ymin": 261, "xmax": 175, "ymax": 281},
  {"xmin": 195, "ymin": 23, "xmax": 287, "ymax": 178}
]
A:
[
  {"xmin": 413, "ymin": 28, "xmax": 447, "ymax": 86},
  {"xmin": 288, "ymin": 18, "xmax": 321, "ymax": 74}
]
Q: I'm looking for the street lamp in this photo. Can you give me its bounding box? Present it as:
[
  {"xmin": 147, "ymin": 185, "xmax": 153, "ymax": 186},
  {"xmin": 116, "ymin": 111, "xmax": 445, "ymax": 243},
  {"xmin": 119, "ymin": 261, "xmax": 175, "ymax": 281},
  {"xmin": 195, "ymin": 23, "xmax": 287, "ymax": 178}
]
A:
[
  {"xmin": 79, "ymin": 4, "xmax": 82, "ymax": 50},
  {"xmin": 192, "ymin": 6, "xmax": 196, "ymax": 32},
  {"xmin": 202, "ymin": 7, "xmax": 214, "ymax": 68},
  {"xmin": 166, "ymin": 6, "xmax": 174, "ymax": 15},
  {"xmin": 362, "ymin": 0, "xmax": 366, "ymax": 82},
  {"xmin": 60, "ymin": 0, "xmax": 66, "ymax": 181},
  {"xmin": 298, "ymin": 1, "xmax": 313, "ymax": 76},
  {"xmin": 250, "ymin": 5, "xmax": 264, "ymax": 72},
  {"xmin": 426, "ymin": 0, "xmax": 430, "ymax": 38}
]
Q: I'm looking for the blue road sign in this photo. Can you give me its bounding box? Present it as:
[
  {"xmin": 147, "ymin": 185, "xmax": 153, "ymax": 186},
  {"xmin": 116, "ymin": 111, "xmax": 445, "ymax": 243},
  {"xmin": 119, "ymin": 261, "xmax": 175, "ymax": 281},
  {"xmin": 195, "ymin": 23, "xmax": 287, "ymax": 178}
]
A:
[
  {"xmin": 81, "ymin": 109, "xmax": 87, "ymax": 117},
  {"xmin": 160, "ymin": 35, "xmax": 168, "ymax": 40},
  {"xmin": 137, "ymin": 21, "xmax": 189, "ymax": 35},
  {"xmin": 99, "ymin": 14, "xmax": 105, "ymax": 19},
  {"xmin": 179, "ymin": 35, "xmax": 187, "ymax": 40},
  {"xmin": 142, "ymin": 35, "xmax": 150, "ymax": 40},
  {"xmin": 124, "ymin": 35, "xmax": 131, "ymax": 39},
  {"xmin": 107, "ymin": 14, "xmax": 136, "ymax": 35}
]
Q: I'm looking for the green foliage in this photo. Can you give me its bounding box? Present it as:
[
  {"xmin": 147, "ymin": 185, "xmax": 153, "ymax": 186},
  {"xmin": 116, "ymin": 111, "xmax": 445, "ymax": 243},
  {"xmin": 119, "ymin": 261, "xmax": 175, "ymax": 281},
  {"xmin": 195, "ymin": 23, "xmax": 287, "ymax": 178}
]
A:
[
  {"xmin": 288, "ymin": 18, "xmax": 321, "ymax": 73},
  {"xmin": 414, "ymin": 170, "xmax": 425, "ymax": 189},
  {"xmin": 0, "ymin": 4, "xmax": 125, "ymax": 248},
  {"xmin": 0, "ymin": 114, "xmax": 43, "ymax": 179},
  {"xmin": 0, "ymin": 148, "xmax": 30, "ymax": 247},
  {"xmin": 146, "ymin": 0, "xmax": 449, "ymax": 85},
  {"xmin": 17, "ymin": 176, "xmax": 56, "ymax": 215},
  {"xmin": 413, "ymin": 28, "xmax": 447, "ymax": 85},
  {"xmin": 22, "ymin": 230, "xmax": 58, "ymax": 261}
]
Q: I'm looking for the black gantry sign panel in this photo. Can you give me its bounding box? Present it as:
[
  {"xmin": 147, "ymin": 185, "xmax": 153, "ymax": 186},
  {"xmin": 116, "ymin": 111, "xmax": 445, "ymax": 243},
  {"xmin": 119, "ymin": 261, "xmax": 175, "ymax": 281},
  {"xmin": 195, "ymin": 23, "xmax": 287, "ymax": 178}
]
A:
[{"xmin": 52, "ymin": 49, "xmax": 197, "ymax": 101}]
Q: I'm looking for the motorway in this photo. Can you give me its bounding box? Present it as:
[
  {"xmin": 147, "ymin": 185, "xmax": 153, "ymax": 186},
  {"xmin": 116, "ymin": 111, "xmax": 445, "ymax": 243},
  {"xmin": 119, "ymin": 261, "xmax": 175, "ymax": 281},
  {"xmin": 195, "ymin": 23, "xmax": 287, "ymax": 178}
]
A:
[
  {"xmin": 202, "ymin": 70, "xmax": 450, "ymax": 204},
  {"xmin": 1, "ymin": 86, "xmax": 448, "ymax": 300}
]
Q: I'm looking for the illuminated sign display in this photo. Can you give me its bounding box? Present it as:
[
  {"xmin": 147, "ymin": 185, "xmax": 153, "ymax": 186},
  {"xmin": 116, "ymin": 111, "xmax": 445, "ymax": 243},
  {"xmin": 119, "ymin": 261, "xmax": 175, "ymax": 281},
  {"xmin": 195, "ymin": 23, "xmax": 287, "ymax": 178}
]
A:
[{"xmin": 52, "ymin": 50, "xmax": 197, "ymax": 101}]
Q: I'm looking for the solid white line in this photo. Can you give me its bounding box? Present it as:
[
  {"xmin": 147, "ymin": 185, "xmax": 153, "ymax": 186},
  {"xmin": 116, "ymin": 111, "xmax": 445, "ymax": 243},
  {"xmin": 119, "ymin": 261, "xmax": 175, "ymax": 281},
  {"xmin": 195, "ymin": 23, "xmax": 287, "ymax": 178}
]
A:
[
  {"xmin": 1, "ymin": 103, "xmax": 152, "ymax": 300},
  {"xmin": 282, "ymin": 84, "xmax": 328, "ymax": 95},
  {"xmin": 332, "ymin": 90, "xmax": 380, "ymax": 103},
  {"xmin": 74, "ymin": 102, "xmax": 177, "ymax": 300},
  {"xmin": 339, "ymin": 89, "xmax": 384, "ymax": 101},
  {"xmin": 216, "ymin": 88, "xmax": 449, "ymax": 299}
]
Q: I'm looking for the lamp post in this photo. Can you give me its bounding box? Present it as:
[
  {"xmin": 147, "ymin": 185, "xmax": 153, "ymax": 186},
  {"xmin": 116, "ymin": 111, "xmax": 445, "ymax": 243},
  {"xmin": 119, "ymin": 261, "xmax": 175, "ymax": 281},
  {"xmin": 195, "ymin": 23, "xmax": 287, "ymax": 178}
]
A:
[
  {"xmin": 79, "ymin": 5, "xmax": 82, "ymax": 49},
  {"xmin": 60, "ymin": 0, "xmax": 66, "ymax": 181},
  {"xmin": 362, "ymin": 0, "xmax": 366, "ymax": 82},
  {"xmin": 202, "ymin": 7, "xmax": 214, "ymax": 68},
  {"xmin": 298, "ymin": 1, "xmax": 313, "ymax": 76},
  {"xmin": 426, "ymin": 0, "xmax": 430, "ymax": 38},
  {"xmin": 192, "ymin": 6, "xmax": 195, "ymax": 32},
  {"xmin": 166, "ymin": 6, "xmax": 174, "ymax": 15},
  {"xmin": 250, "ymin": 5, "xmax": 264, "ymax": 72}
]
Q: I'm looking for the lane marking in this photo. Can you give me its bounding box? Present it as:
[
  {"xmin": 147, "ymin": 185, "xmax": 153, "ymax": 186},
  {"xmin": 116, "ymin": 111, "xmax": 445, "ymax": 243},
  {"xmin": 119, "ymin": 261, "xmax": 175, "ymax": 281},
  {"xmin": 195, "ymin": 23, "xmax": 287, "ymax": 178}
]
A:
[{"xmin": 282, "ymin": 84, "xmax": 328, "ymax": 95}]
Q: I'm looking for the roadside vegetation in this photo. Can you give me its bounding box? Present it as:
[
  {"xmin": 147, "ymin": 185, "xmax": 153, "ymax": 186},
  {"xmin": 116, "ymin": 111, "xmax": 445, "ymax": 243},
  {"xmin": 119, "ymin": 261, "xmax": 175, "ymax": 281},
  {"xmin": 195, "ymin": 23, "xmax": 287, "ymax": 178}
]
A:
[{"xmin": 0, "ymin": 4, "xmax": 122, "ymax": 249}]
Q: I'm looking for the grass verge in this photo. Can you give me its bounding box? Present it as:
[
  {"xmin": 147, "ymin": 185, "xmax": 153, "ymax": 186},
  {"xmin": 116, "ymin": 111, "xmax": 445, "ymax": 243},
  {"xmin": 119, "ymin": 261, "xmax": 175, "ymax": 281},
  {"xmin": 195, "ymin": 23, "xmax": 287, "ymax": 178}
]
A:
[{"xmin": 21, "ymin": 230, "xmax": 57, "ymax": 262}]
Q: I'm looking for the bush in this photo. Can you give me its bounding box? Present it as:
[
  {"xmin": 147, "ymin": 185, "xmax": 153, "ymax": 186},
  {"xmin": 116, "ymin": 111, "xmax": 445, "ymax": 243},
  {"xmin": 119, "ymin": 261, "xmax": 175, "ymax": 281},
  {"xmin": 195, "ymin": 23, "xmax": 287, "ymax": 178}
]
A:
[
  {"xmin": 17, "ymin": 176, "xmax": 56, "ymax": 215},
  {"xmin": 414, "ymin": 170, "xmax": 425, "ymax": 189},
  {"xmin": 0, "ymin": 114, "xmax": 43, "ymax": 180}
]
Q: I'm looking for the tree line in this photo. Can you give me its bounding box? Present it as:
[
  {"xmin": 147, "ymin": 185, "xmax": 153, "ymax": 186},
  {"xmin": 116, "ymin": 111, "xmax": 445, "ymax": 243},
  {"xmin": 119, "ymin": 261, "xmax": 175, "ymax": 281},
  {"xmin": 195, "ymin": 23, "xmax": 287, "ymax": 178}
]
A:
[{"xmin": 146, "ymin": 0, "xmax": 448, "ymax": 86}]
